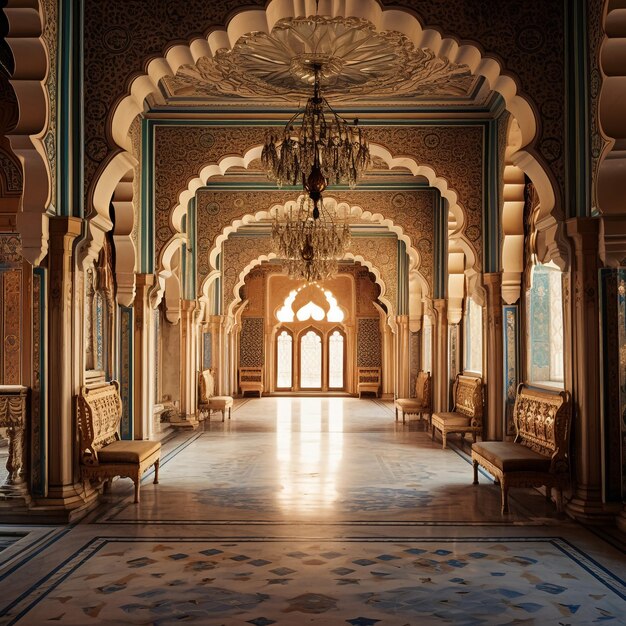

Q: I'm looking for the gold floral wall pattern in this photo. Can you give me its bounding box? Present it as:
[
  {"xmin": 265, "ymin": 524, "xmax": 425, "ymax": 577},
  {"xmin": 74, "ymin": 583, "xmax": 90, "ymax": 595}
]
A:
[
  {"xmin": 195, "ymin": 188, "xmax": 435, "ymax": 295},
  {"xmin": 82, "ymin": 0, "xmax": 567, "ymax": 214},
  {"xmin": 366, "ymin": 126, "xmax": 483, "ymax": 263},
  {"xmin": 41, "ymin": 0, "xmax": 58, "ymax": 204},
  {"xmin": 153, "ymin": 125, "xmax": 267, "ymax": 257}
]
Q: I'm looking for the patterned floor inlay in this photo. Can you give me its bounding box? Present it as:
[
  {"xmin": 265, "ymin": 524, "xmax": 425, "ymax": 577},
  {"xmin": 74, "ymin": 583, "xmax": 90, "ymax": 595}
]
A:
[{"xmin": 2, "ymin": 537, "xmax": 624, "ymax": 625}]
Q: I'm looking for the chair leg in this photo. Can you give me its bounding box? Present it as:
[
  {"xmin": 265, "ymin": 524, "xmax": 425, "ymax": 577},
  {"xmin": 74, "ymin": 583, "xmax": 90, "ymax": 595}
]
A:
[
  {"xmin": 153, "ymin": 459, "xmax": 160, "ymax": 484},
  {"xmin": 103, "ymin": 478, "xmax": 111, "ymax": 494},
  {"xmin": 395, "ymin": 407, "xmax": 398, "ymax": 421},
  {"xmin": 431, "ymin": 424, "xmax": 435, "ymax": 440},
  {"xmin": 556, "ymin": 488, "xmax": 564, "ymax": 513},
  {"xmin": 472, "ymin": 431, "xmax": 477, "ymax": 443},
  {"xmin": 228, "ymin": 407, "xmax": 231, "ymax": 420},
  {"xmin": 501, "ymin": 481, "xmax": 509, "ymax": 514},
  {"xmin": 402, "ymin": 411, "xmax": 406, "ymax": 424},
  {"xmin": 222, "ymin": 409, "xmax": 225, "ymax": 422},
  {"xmin": 473, "ymin": 460, "xmax": 479, "ymax": 485},
  {"xmin": 134, "ymin": 480, "xmax": 140, "ymax": 504},
  {"xmin": 442, "ymin": 431, "xmax": 447, "ymax": 449},
  {"xmin": 545, "ymin": 485, "xmax": 552, "ymax": 502}
]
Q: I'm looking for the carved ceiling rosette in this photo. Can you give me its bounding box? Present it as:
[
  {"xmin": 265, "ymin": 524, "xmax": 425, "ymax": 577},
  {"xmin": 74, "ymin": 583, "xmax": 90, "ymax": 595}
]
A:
[{"xmin": 83, "ymin": 0, "xmax": 567, "ymax": 218}]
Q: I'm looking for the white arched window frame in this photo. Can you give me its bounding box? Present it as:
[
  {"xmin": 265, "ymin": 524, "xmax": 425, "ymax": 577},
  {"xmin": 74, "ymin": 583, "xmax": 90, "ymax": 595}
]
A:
[
  {"xmin": 276, "ymin": 328, "xmax": 294, "ymax": 389},
  {"xmin": 526, "ymin": 262, "xmax": 564, "ymax": 386},
  {"xmin": 328, "ymin": 328, "xmax": 345, "ymax": 389}
]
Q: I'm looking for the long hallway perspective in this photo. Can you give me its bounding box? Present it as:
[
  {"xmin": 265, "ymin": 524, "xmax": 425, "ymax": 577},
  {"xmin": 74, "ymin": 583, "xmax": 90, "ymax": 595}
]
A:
[{"xmin": 0, "ymin": 398, "xmax": 623, "ymax": 625}]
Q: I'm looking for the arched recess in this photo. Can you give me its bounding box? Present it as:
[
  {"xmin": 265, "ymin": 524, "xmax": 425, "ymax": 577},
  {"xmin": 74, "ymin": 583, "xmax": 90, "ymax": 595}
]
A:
[
  {"xmin": 598, "ymin": 0, "xmax": 626, "ymax": 265},
  {"xmin": 85, "ymin": 0, "xmax": 559, "ymax": 281},
  {"xmin": 3, "ymin": 0, "xmax": 51, "ymax": 265},
  {"xmin": 327, "ymin": 326, "xmax": 346, "ymax": 390},
  {"xmin": 297, "ymin": 326, "xmax": 324, "ymax": 390},
  {"xmin": 223, "ymin": 253, "xmax": 392, "ymax": 322},
  {"xmin": 110, "ymin": 170, "xmax": 137, "ymax": 306},
  {"xmin": 501, "ymin": 117, "xmax": 526, "ymax": 304}
]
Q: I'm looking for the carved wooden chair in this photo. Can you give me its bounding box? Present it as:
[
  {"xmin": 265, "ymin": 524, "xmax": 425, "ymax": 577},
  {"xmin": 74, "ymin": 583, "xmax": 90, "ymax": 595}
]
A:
[
  {"xmin": 238, "ymin": 367, "xmax": 264, "ymax": 397},
  {"xmin": 357, "ymin": 367, "xmax": 381, "ymax": 398},
  {"xmin": 395, "ymin": 371, "xmax": 432, "ymax": 423},
  {"xmin": 198, "ymin": 369, "xmax": 233, "ymax": 421}
]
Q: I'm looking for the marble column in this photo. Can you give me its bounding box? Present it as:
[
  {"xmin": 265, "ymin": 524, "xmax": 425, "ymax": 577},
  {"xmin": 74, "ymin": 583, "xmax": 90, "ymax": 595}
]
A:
[
  {"xmin": 395, "ymin": 315, "xmax": 410, "ymax": 399},
  {"xmin": 46, "ymin": 217, "xmax": 84, "ymax": 506},
  {"xmin": 381, "ymin": 318, "xmax": 394, "ymax": 399},
  {"xmin": 179, "ymin": 299, "xmax": 197, "ymax": 419},
  {"xmin": 484, "ymin": 273, "xmax": 504, "ymax": 441},
  {"xmin": 432, "ymin": 299, "xmax": 449, "ymax": 413},
  {"xmin": 565, "ymin": 217, "xmax": 608, "ymax": 521},
  {"xmin": 133, "ymin": 273, "xmax": 154, "ymax": 440}
]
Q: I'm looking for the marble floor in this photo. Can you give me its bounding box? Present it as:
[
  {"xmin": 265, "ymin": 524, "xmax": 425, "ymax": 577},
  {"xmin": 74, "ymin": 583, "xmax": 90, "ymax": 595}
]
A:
[{"xmin": 0, "ymin": 397, "xmax": 624, "ymax": 625}]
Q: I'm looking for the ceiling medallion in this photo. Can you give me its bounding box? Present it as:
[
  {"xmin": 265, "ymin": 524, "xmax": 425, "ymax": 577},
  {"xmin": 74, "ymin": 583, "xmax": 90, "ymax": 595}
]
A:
[{"xmin": 171, "ymin": 16, "xmax": 473, "ymax": 102}]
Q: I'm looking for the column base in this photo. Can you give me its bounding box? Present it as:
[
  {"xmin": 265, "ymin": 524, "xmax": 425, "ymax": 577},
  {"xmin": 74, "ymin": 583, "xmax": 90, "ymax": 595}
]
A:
[
  {"xmin": 169, "ymin": 414, "xmax": 199, "ymax": 430},
  {"xmin": 565, "ymin": 487, "xmax": 616, "ymax": 524}
]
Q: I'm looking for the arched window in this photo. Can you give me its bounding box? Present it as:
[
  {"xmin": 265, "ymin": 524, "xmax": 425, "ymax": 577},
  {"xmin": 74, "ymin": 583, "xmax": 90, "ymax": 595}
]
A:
[
  {"xmin": 276, "ymin": 329, "xmax": 293, "ymax": 389},
  {"xmin": 464, "ymin": 297, "xmax": 483, "ymax": 374},
  {"xmin": 527, "ymin": 263, "xmax": 564, "ymax": 386},
  {"xmin": 300, "ymin": 330, "xmax": 322, "ymax": 389},
  {"xmin": 328, "ymin": 329, "xmax": 345, "ymax": 389}
]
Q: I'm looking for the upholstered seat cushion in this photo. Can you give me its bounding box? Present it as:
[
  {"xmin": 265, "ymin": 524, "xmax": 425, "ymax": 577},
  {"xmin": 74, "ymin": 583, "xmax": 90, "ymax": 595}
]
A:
[
  {"xmin": 431, "ymin": 412, "xmax": 471, "ymax": 427},
  {"xmin": 98, "ymin": 440, "xmax": 161, "ymax": 464},
  {"xmin": 472, "ymin": 441, "xmax": 551, "ymax": 473},
  {"xmin": 208, "ymin": 396, "xmax": 233, "ymax": 409},
  {"xmin": 396, "ymin": 398, "xmax": 427, "ymax": 410}
]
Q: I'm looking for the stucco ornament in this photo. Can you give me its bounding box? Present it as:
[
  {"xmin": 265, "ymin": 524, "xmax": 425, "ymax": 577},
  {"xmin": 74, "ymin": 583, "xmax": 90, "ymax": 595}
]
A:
[{"xmin": 168, "ymin": 16, "xmax": 475, "ymax": 102}]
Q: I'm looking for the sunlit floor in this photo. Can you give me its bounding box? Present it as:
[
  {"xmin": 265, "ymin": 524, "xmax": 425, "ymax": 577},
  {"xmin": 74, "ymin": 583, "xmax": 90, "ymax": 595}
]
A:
[{"xmin": 0, "ymin": 398, "xmax": 624, "ymax": 625}]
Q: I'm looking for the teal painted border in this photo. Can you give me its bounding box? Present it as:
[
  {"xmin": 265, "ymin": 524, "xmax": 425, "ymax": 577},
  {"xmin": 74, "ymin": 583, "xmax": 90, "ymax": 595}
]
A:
[
  {"xmin": 118, "ymin": 306, "xmax": 134, "ymax": 440},
  {"xmin": 140, "ymin": 118, "xmax": 154, "ymax": 274},
  {"xmin": 433, "ymin": 191, "xmax": 447, "ymax": 299},
  {"xmin": 32, "ymin": 267, "xmax": 47, "ymax": 497},
  {"xmin": 57, "ymin": 0, "xmax": 84, "ymax": 217},
  {"xmin": 564, "ymin": 0, "xmax": 591, "ymax": 218},
  {"xmin": 503, "ymin": 304, "xmax": 520, "ymax": 438}
]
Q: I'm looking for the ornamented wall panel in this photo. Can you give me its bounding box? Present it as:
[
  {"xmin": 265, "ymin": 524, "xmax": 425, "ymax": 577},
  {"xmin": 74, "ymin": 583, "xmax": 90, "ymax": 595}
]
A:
[
  {"xmin": 196, "ymin": 188, "xmax": 435, "ymax": 294},
  {"xmin": 239, "ymin": 317, "xmax": 264, "ymax": 367},
  {"xmin": 119, "ymin": 306, "xmax": 134, "ymax": 440},
  {"xmin": 0, "ymin": 269, "xmax": 22, "ymax": 385},
  {"xmin": 357, "ymin": 318, "xmax": 381, "ymax": 368},
  {"xmin": 367, "ymin": 126, "xmax": 483, "ymax": 264},
  {"xmin": 31, "ymin": 267, "xmax": 45, "ymax": 496},
  {"xmin": 41, "ymin": 0, "xmax": 58, "ymax": 204},
  {"xmin": 409, "ymin": 330, "xmax": 420, "ymax": 397},
  {"xmin": 203, "ymin": 331, "xmax": 212, "ymax": 370}
]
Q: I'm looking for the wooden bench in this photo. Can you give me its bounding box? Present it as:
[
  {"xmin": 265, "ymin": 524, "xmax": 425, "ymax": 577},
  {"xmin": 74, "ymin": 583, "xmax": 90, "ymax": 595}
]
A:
[
  {"xmin": 76, "ymin": 380, "xmax": 161, "ymax": 503},
  {"xmin": 431, "ymin": 374, "xmax": 483, "ymax": 448},
  {"xmin": 472, "ymin": 384, "xmax": 571, "ymax": 513},
  {"xmin": 395, "ymin": 371, "xmax": 431, "ymax": 423},
  {"xmin": 357, "ymin": 367, "xmax": 381, "ymax": 398},
  {"xmin": 239, "ymin": 367, "xmax": 264, "ymax": 397},
  {"xmin": 199, "ymin": 369, "xmax": 233, "ymax": 421}
]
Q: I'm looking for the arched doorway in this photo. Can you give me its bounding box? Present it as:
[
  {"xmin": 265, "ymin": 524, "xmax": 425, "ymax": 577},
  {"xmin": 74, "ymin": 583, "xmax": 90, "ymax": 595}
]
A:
[{"xmin": 299, "ymin": 329, "xmax": 323, "ymax": 390}]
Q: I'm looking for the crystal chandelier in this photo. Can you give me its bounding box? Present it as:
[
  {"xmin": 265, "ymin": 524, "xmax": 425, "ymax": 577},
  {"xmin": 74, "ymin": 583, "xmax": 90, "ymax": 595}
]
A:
[
  {"xmin": 272, "ymin": 195, "xmax": 351, "ymax": 282},
  {"xmin": 261, "ymin": 62, "xmax": 371, "ymax": 188}
]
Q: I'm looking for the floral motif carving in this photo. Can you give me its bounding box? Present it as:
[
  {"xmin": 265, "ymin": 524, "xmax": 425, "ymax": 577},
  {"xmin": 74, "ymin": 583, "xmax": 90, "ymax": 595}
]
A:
[
  {"xmin": 41, "ymin": 0, "xmax": 58, "ymax": 202},
  {"xmin": 239, "ymin": 318, "xmax": 264, "ymax": 367},
  {"xmin": 357, "ymin": 318, "xmax": 381, "ymax": 367},
  {"xmin": 350, "ymin": 236, "xmax": 398, "ymax": 311},
  {"xmin": 1, "ymin": 269, "xmax": 22, "ymax": 385},
  {"xmin": 0, "ymin": 235, "xmax": 22, "ymax": 266},
  {"xmin": 196, "ymin": 188, "xmax": 434, "ymax": 294}
]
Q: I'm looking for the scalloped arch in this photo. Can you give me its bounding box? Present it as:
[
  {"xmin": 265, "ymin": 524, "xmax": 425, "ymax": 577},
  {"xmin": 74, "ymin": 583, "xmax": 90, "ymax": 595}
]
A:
[
  {"xmin": 89, "ymin": 0, "xmax": 558, "ymax": 277},
  {"xmin": 223, "ymin": 251, "xmax": 393, "ymax": 319},
  {"xmin": 3, "ymin": 0, "xmax": 51, "ymax": 265},
  {"xmin": 202, "ymin": 193, "xmax": 430, "ymax": 298}
]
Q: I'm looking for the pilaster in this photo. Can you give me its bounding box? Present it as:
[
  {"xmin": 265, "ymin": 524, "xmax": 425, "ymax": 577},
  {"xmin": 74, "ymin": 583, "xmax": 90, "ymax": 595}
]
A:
[
  {"xmin": 484, "ymin": 273, "xmax": 504, "ymax": 441},
  {"xmin": 432, "ymin": 299, "xmax": 448, "ymax": 412},
  {"xmin": 395, "ymin": 315, "xmax": 410, "ymax": 399},
  {"xmin": 180, "ymin": 299, "xmax": 198, "ymax": 418},
  {"xmin": 565, "ymin": 217, "xmax": 608, "ymax": 521},
  {"xmin": 43, "ymin": 217, "xmax": 85, "ymax": 507},
  {"xmin": 133, "ymin": 273, "xmax": 154, "ymax": 440}
]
